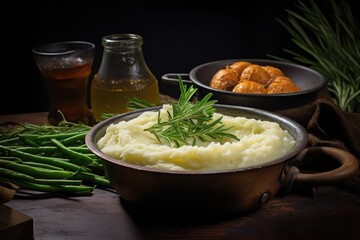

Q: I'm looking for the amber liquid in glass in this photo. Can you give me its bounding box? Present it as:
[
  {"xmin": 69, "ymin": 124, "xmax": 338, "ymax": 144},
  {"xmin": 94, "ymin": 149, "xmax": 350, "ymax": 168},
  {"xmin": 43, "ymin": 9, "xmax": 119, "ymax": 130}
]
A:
[
  {"xmin": 41, "ymin": 62, "xmax": 94, "ymax": 125},
  {"xmin": 91, "ymin": 76, "xmax": 160, "ymax": 121}
]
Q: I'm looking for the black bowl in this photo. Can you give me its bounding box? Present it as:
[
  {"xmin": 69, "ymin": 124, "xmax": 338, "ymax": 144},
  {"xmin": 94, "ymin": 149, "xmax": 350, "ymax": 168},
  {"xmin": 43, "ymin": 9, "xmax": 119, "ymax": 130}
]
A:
[{"xmin": 162, "ymin": 59, "xmax": 327, "ymax": 111}]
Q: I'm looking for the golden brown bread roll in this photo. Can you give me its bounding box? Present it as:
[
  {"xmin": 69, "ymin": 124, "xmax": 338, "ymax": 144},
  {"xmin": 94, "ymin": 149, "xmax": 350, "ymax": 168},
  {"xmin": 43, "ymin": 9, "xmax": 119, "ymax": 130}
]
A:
[
  {"xmin": 210, "ymin": 68, "xmax": 239, "ymax": 91},
  {"xmin": 267, "ymin": 77, "xmax": 300, "ymax": 94},
  {"xmin": 240, "ymin": 64, "xmax": 271, "ymax": 85},
  {"xmin": 227, "ymin": 61, "xmax": 252, "ymax": 76},
  {"xmin": 233, "ymin": 80, "xmax": 267, "ymax": 94},
  {"xmin": 262, "ymin": 66, "xmax": 285, "ymax": 86},
  {"xmin": 209, "ymin": 61, "xmax": 301, "ymax": 94}
]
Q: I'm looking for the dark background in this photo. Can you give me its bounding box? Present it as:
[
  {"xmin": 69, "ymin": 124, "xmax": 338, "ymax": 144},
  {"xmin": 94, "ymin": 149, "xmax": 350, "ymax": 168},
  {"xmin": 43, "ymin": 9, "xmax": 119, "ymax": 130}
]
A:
[{"xmin": 2, "ymin": 0, "xmax": 357, "ymax": 115}]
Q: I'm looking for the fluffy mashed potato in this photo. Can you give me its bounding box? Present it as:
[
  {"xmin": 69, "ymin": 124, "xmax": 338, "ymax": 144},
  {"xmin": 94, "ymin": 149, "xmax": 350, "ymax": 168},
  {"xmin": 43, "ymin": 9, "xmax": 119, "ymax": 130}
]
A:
[{"xmin": 97, "ymin": 105, "xmax": 296, "ymax": 171}]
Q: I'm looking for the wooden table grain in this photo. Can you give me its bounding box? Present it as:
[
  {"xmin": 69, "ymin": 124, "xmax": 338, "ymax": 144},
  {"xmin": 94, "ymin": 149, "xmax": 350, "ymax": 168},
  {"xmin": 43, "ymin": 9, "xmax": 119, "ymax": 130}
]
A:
[{"xmin": 1, "ymin": 112, "xmax": 360, "ymax": 240}]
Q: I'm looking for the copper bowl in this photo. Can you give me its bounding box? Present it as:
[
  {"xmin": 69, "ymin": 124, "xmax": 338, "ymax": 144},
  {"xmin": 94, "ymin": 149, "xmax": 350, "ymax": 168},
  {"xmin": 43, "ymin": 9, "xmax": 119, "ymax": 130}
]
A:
[{"xmin": 86, "ymin": 105, "xmax": 358, "ymax": 218}]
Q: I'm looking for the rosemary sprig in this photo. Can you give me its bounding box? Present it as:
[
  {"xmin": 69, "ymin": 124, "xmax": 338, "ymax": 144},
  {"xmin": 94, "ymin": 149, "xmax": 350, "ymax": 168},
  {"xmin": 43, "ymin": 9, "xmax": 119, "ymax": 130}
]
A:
[
  {"xmin": 271, "ymin": 0, "xmax": 360, "ymax": 112},
  {"xmin": 98, "ymin": 97, "xmax": 158, "ymax": 121},
  {"xmin": 144, "ymin": 77, "xmax": 239, "ymax": 148},
  {"xmin": 126, "ymin": 96, "xmax": 157, "ymax": 111}
]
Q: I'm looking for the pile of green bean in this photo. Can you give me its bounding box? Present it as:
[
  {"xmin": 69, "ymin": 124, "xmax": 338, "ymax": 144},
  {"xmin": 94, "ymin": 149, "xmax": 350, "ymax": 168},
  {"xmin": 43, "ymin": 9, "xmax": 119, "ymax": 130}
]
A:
[{"xmin": 0, "ymin": 120, "xmax": 111, "ymax": 196}]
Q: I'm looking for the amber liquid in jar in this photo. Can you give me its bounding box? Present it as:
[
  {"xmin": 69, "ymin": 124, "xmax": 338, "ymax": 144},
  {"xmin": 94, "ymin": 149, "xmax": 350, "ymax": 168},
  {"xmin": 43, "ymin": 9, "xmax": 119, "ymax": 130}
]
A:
[
  {"xmin": 41, "ymin": 62, "xmax": 94, "ymax": 125},
  {"xmin": 91, "ymin": 76, "xmax": 160, "ymax": 121},
  {"xmin": 90, "ymin": 34, "xmax": 160, "ymax": 122}
]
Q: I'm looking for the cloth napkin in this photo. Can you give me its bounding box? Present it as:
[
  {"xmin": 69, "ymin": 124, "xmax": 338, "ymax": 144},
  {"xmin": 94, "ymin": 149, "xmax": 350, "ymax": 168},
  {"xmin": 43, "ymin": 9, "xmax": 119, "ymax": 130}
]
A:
[{"xmin": 276, "ymin": 88, "xmax": 360, "ymax": 194}]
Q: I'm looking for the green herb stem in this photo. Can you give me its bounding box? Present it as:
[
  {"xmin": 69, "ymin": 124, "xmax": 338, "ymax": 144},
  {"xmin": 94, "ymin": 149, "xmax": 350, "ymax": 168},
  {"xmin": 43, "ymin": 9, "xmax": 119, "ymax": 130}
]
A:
[
  {"xmin": 145, "ymin": 77, "xmax": 239, "ymax": 147},
  {"xmin": 272, "ymin": 0, "xmax": 360, "ymax": 112}
]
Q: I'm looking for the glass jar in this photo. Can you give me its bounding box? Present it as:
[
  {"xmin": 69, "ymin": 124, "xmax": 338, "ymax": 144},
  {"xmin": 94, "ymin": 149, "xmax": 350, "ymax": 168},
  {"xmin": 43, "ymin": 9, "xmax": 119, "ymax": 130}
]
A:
[{"xmin": 90, "ymin": 34, "xmax": 160, "ymax": 121}]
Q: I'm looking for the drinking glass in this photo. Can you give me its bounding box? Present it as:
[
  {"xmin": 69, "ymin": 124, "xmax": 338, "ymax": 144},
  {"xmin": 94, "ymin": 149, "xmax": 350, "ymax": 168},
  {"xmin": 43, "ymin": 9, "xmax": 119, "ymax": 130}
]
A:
[{"xmin": 33, "ymin": 41, "xmax": 95, "ymax": 125}]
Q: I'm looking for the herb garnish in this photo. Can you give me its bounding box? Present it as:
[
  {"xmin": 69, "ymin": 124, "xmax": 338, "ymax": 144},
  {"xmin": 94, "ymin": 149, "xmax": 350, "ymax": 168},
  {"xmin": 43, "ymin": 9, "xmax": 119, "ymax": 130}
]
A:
[
  {"xmin": 99, "ymin": 97, "xmax": 158, "ymax": 121},
  {"xmin": 272, "ymin": 0, "xmax": 360, "ymax": 112},
  {"xmin": 126, "ymin": 96, "xmax": 157, "ymax": 111},
  {"xmin": 145, "ymin": 77, "xmax": 239, "ymax": 148}
]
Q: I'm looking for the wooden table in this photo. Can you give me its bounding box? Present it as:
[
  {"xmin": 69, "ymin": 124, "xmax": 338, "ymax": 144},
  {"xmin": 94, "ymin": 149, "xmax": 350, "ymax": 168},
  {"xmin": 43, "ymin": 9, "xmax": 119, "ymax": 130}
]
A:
[{"xmin": 1, "ymin": 112, "xmax": 360, "ymax": 240}]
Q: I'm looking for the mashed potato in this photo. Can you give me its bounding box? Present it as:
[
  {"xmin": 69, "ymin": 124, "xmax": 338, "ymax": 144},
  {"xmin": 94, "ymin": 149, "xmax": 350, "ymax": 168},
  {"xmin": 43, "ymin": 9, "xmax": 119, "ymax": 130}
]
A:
[{"xmin": 97, "ymin": 104, "xmax": 296, "ymax": 171}]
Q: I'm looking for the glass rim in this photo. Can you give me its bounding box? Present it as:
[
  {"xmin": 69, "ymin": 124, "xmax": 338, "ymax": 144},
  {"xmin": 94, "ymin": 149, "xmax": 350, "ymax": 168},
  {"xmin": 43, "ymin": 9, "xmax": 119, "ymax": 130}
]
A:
[
  {"xmin": 103, "ymin": 33, "xmax": 142, "ymax": 43},
  {"xmin": 32, "ymin": 41, "xmax": 95, "ymax": 56},
  {"xmin": 102, "ymin": 33, "xmax": 143, "ymax": 49}
]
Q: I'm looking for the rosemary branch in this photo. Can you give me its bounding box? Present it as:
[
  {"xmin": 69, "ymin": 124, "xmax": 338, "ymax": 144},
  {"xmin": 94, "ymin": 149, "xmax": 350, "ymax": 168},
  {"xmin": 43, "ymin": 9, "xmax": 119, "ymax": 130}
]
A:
[
  {"xmin": 271, "ymin": 0, "xmax": 360, "ymax": 112},
  {"xmin": 125, "ymin": 96, "xmax": 157, "ymax": 110},
  {"xmin": 145, "ymin": 77, "xmax": 239, "ymax": 148}
]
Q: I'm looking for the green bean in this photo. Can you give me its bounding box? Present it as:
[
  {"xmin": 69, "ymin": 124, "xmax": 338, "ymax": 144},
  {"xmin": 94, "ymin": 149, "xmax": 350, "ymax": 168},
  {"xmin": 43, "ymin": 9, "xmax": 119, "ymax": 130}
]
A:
[
  {"xmin": 84, "ymin": 154, "xmax": 102, "ymax": 160},
  {"xmin": 11, "ymin": 146, "xmax": 58, "ymax": 154},
  {"xmin": 0, "ymin": 176, "xmax": 93, "ymax": 195},
  {"xmin": 35, "ymin": 179, "xmax": 83, "ymax": 186},
  {"xmin": 50, "ymin": 139, "xmax": 94, "ymax": 165},
  {"xmin": 0, "ymin": 137, "xmax": 20, "ymax": 145},
  {"xmin": 22, "ymin": 161, "xmax": 64, "ymax": 170},
  {"xmin": 68, "ymin": 146, "xmax": 92, "ymax": 154},
  {"xmin": 0, "ymin": 156, "xmax": 22, "ymax": 162},
  {"xmin": 0, "ymin": 145, "xmax": 88, "ymax": 172},
  {"xmin": 0, "ymin": 159, "xmax": 74, "ymax": 179},
  {"xmin": 0, "ymin": 167, "xmax": 82, "ymax": 185},
  {"xmin": 21, "ymin": 138, "xmax": 40, "ymax": 147},
  {"xmin": 0, "ymin": 121, "xmax": 109, "ymax": 194},
  {"xmin": 0, "ymin": 159, "xmax": 109, "ymax": 188},
  {"xmin": 36, "ymin": 179, "xmax": 83, "ymax": 186},
  {"xmin": 74, "ymin": 172, "xmax": 111, "ymax": 188},
  {"xmin": 85, "ymin": 161, "xmax": 103, "ymax": 170},
  {"xmin": 60, "ymin": 132, "xmax": 87, "ymax": 145},
  {"xmin": 19, "ymin": 132, "xmax": 85, "ymax": 141}
]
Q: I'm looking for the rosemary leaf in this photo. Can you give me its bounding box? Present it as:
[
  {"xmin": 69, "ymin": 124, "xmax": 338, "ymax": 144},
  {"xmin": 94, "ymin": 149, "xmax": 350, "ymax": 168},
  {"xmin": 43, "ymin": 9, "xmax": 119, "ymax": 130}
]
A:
[
  {"xmin": 144, "ymin": 77, "xmax": 239, "ymax": 148},
  {"xmin": 125, "ymin": 96, "xmax": 157, "ymax": 111},
  {"xmin": 273, "ymin": 0, "xmax": 360, "ymax": 112}
]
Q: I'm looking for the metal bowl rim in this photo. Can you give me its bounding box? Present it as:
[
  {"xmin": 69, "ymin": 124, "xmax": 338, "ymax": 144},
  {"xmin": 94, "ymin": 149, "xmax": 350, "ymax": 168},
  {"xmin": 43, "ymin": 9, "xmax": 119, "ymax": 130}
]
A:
[
  {"xmin": 86, "ymin": 104, "xmax": 308, "ymax": 175},
  {"xmin": 189, "ymin": 58, "xmax": 327, "ymax": 97}
]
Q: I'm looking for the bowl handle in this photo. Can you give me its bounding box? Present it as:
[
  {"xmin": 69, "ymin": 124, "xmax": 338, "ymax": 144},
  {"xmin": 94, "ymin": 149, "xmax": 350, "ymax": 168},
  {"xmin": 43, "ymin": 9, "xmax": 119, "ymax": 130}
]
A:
[
  {"xmin": 161, "ymin": 73, "xmax": 192, "ymax": 85},
  {"xmin": 277, "ymin": 146, "xmax": 359, "ymax": 197}
]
